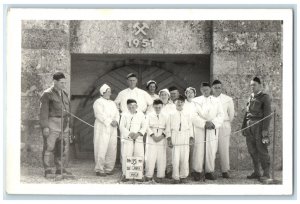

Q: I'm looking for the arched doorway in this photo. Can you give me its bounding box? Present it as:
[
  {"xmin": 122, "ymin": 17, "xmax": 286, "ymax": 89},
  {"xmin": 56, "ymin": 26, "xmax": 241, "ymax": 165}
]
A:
[
  {"xmin": 73, "ymin": 64, "xmax": 189, "ymax": 158},
  {"xmin": 71, "ymin": 54, "xmax": 211, "ymax": 159}
]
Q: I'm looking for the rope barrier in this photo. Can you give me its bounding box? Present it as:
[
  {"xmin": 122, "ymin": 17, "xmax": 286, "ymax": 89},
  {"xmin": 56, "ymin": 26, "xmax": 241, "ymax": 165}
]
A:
[{"xmin": 65, "ymin": 109, "xmax": 274, "ymax": 146}]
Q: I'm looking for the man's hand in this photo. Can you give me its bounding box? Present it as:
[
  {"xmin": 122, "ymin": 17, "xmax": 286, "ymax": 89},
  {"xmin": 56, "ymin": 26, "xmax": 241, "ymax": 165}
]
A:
[
  {"xmin": 110, "ymin": 120, "xmax": 118, "ymax": 127},
  {"xmin": 167, "ymin": 138, "xmax": 173, "ymax": 148},
  {"xmin": 262, "ymin": 130, "xmax": 269, "ymax": 137},
  {"xmin": 128, "ymin": 132, "xmax": 136, "ymax": 139},
  {"xmin": 205, "ymin": 121, "xmax": 215, "ymax": 130},
  {"xmin": 189, "ymin": 137, "xmax": 195, "ymax": 146},
  {"xmin": 131, "ymin": 133, "xmax": 140, "ymax": 140},
  {"xmin": 153, "ymin": 135, "xmax": 164, "ymax": 143},
  {"xmin": 43, "ymin": 128, "xmax": 50, "ymax": 137}
]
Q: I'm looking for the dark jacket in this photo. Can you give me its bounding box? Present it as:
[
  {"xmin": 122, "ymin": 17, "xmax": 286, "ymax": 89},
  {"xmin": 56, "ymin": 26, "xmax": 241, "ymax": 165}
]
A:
[
  {"xmin": 39, "ymin": 86, "xmax": 71, "ymax": 129},
  {"xmin": 242, "ymin": 92, "xmax": 272, "ymax": 131}
]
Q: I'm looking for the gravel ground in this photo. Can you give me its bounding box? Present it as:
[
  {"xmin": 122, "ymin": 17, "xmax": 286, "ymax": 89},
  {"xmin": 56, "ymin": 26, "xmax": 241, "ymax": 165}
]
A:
[{"xmin": 21, "ymin": 159, "xmax": 282, "ymax": 185}]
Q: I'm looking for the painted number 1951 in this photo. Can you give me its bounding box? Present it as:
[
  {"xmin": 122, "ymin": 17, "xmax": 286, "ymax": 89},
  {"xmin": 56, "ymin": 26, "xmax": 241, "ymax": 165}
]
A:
[{"xmin": 127, "ymin": 39, "xmax": 154, "ymax": 48}]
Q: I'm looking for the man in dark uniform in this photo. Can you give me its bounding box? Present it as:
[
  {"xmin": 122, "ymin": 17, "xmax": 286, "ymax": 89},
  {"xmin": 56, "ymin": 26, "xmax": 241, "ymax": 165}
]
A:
[
  {"xmin": 40, "ymin": 72, "xmax": 73, "ymax": 177},
  {"xmin": 242, "ymin": 77, "xmax": 272, "ymax": 181}
]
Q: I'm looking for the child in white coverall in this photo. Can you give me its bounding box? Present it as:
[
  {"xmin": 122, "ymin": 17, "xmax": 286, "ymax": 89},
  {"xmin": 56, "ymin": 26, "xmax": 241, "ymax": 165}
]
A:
[
  {"xmin": 145, "ymin": 99, "xmax": 168, "ymax": 183},
  {"xmin": 119, "ymin": 99, "xmax": 147, "ymax": 182},
  {"xmin": 166, "ymin": 95, "xmax": 194, "ymax": 184}
]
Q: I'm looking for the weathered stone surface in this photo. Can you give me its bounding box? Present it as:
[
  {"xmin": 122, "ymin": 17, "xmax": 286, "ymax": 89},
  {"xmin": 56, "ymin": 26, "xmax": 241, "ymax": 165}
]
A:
[
  {"xmin": 211, "ymin": 51, "xmax": 238, "ymax": 75},
  {"xmin": 41, "ymin": 49, "xmax": 70, "ymax": 74},
  {"xmin": 237, "ymin": 74, "xmax": 282, "ymax": 100},
  {"xmin": 256, "ymin": 52, "xmax": 282, "ymax": 75},
  {"xmin": 21, "ymin": 72, "xmax": 43, "ymax": 96},
  {"xmin": 237, "ymin": 52, "xmax": 261, "ymax": 75},
  {"xmin": 237, "ymin": 21, "xmax": 282, "ymax": 32},
  {"xmin": 21, "ymin": 97, "xmax": 40, "ymax": 121},
  {"xmin": 213, "ymin": 32, "xmax": 258, "ymax": 52},
  {"xmin": 22, "ymin": 20, "xmax": 70, "ymax": 33},
  {"xmin": 257, "ymin": 32, "xmax": 281, "ymax": 52},
  {"xmin": 70, "ymin": 20, "xmax": 211, "ymax": 54},
  {"xmin": 22, "ymin": 29, "xmax": 69, "ymax": 50},
  {"xmin": 212, "ymin": 74, "xmax": 241, "ymax": 98},
  {"xmin": 21, "ymin": 49, "xmax": 42, "ymax": 72},
  {"xmin": 262, "ymin": 74, "xmax": 282, "ymax": 100},
  {"xmin": 213, "ymin": 20, "xmax": 238, "ymax": 32}
]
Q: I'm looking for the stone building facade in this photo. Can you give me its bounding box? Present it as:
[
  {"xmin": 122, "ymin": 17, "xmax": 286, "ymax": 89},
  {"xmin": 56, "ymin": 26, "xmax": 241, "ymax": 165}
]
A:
[{"xmin": 21, "ymin": 20, "xmax": 282, "ymax": 170}]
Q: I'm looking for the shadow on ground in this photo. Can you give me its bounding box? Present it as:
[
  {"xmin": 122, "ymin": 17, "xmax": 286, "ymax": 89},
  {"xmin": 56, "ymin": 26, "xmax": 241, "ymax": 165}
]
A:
[{"xmin": 21, "ymin": 159, "xmax": 282, "ymax": 185}]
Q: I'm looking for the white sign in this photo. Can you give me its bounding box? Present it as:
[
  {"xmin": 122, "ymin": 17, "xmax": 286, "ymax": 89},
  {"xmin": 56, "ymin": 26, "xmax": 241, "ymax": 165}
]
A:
[{"xmin": 125, "ymin": 156, "xmax": 144, "ymax": 180}]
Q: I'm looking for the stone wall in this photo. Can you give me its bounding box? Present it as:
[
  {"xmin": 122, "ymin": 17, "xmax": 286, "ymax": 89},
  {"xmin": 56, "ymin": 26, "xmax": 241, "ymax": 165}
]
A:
[
  {"xmin": 211, "ymin": 20, "xmax": 282, "ymax": 170},
  {"xmin": 21, "ymin": 20, "xmax": 71, "ymax": 166},
  {"xmin": 70, "ymin": 20, "xmax": 212, "ymax": 54},
  {"xmin": 20, "ymin": 20, "xmax": 283, "ymax": 171}
]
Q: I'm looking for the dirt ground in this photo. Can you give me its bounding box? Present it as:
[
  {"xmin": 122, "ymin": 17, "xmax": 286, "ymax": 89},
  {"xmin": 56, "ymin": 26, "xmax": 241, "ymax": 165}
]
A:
[{"xmin": 21, "ymin": 159, "xmax": 282, "ymax": 185}]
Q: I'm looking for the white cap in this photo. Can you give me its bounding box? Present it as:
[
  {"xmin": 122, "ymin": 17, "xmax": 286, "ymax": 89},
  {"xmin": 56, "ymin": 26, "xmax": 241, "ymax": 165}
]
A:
[
  {"xmin": 100, "ymin": 84, "xmax": 110, "ymax": 95},
  {"xmin": 185, "ymin": 87, "xmax": 196, "ymax": 96},
  {"xmin": 158, "ymin": 88, "xmax": 170, "ymax": 97}
]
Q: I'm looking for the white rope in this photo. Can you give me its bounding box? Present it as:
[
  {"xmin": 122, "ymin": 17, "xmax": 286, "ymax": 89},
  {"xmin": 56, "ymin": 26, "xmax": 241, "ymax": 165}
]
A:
[{"xmin": 65, "ymin": 110, "xmax": 274, "ymax": 146}]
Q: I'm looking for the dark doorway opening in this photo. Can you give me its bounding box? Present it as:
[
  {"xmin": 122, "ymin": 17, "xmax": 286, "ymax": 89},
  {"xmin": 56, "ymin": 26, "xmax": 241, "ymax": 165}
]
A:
[{"xmin": 71, "ymin": 54, "xmax": 210, "ymax": 159}]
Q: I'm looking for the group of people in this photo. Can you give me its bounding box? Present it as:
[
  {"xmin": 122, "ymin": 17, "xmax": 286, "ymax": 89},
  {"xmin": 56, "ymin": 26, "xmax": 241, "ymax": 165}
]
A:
[{"xmin": 39, "ymin": 71, "xmax": 272, "ymax": 184}]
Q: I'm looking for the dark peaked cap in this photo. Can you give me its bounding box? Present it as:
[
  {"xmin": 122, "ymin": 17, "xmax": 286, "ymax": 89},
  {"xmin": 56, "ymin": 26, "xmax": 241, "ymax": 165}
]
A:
[
  {"xmin": 252, "ymin": 77, "xmax": 261, "ymax": 84},
  {"xmin": 212, "ymin": 80, "xmax": 222, "ymax": 86},
  {"xmin": 53, "ymin": 72, "xmax": 65, "ymax": 81},
  {"xmin": 176, "ymin": 94, "xmax": 186, "ymax": 102},
  {"xmin": 126, "ymin": 73, "xmax": 137, "ymax": 79},
  {"xmin": 127, "ymin": 99, "xmax": 137, "ymax": 105},
  {"xmin": 201, "ymin": 82, "xmax": 210, "ymax": 87},
  {"xmin": 168, "ymin": 86, "xmax": 178, "ymax": 92}
]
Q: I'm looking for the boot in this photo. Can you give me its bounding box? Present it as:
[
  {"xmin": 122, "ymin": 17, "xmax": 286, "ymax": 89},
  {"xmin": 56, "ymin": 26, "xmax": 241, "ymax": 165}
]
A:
[
  {"xmin": 222, "ymin": 172, "xmax": 230, "ymax": 179},
  {"xmin": 247, "ymin": 172, "xmax": 261, "ymax": 179},
  {"xmin": 205, "ymin": 172, "xmax": 217, "ymax": 180},
  {"xmin": 44, "ymin": 169, "xmax": 52, "ymax": 177}
]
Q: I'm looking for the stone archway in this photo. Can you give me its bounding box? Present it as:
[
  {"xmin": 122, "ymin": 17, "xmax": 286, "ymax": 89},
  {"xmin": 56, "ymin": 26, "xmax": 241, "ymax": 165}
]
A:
[{"xmin": 73, "ymin": 63, "xmax": 189, "ymax": 158}]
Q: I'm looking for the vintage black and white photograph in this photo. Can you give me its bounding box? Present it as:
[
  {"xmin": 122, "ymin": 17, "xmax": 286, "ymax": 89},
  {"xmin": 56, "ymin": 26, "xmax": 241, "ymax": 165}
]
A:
[{"xmin": 5, "ymin": 8, "xmax": 294, "ymax": 196}]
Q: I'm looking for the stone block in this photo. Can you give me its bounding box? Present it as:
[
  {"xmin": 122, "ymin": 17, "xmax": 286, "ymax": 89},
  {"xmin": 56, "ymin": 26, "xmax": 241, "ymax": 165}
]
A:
[
  {"xmin": 237, "ymin": 20, "xmax": 282, "ymax": 32},
  {"xmin": 21, "ymin": 72, "xmax": 43, "ymax": 96},
  {"xmin": 70, "ymin": 20, "xmax": 212, "ymax": 54},
  {"xmin": 257, "ymin": 32, "xmax": 281, "ymax": 52},
  {"xmin": 22, "ymin": 29, "xmax": 47, "ymax": 49},
  {"xmin": 21, "ymin": 97, "xmax": 40, "ymax": 120},
  {"xmin": 41, "ymin": 49, "xmax": 71, "ymax": 74},
  {"xmin": 22, "ymin": 20, "xmax": 69, "ymax": 33},
  {"xmin": 257, "ymin": 52, "xmax": 282, "ymax": 75},
  {"xmin": 211, "ymin": 51, "xmax": 238, "ymax": 75},
  {"xmin": 22, "ymin": 29, "xmax": 69, "ymax": 50},
  {"xmin": 237, "ymin": 52, "xmax": 261, "ymax": 75},
  {"xmin": 262, "ymin": 74, "xmax": 282, "ymax": 100},
  {"xmin": 213, "ymin": 20, "xmax": 238, "ymax": 32},
  {"xmin": 212, "ymin": 74, "xmax": 241, "ymax": 98},
  {"xmin": 21, "ymin": 49, "xmax": 42, "ymax": 72},
  {"xmin": 213, "ymin": 32, "xmax": 258, "ymax": 52}
]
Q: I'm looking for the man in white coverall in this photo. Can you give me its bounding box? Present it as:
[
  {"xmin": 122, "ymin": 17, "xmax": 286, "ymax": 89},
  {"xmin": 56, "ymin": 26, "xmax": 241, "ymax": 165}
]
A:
[
  {"xmin": 145, "ymin": 99, "xmax": 168, "ymax": 183},
  {"xmin": 115, "ymin": 73, "xmax": 152, "ymax": 165},
  {"xmin": 158, "ymin": 89, "xmax": 176, "ymax": 178},
  {"xmin": 93, "ymin": 84, "xmax": 119, "ymax": 176},
  {"xmin": 192, "ymin": 82, "xmax": 224, "ymax": 181},
  {"xmin": 166, "ymin": 95, "xmax": 194, "ymax": 184},
  {"xmin": 212, "ymin": 80, "xmax": 235, "ymax": 178},
  {"xmin": 119, "ymin": 99, "xmax": 147, "ymax": 181},
  {"xmin": 115, "ymin": 73, "xmax": 153, "ymax": 114}
]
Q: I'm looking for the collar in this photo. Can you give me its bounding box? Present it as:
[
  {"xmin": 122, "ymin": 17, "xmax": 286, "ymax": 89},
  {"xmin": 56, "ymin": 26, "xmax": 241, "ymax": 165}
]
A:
[
  {"xmin": 51, "ymin": 85, "xmax": 62, "ymax": 95},
  {"xmin": 251, "ymin": 91, "xmax": 262, "ymax": 97},
  {"xmin": 128, "ymin": 87, "xmax": 137, "ymax": 91}
]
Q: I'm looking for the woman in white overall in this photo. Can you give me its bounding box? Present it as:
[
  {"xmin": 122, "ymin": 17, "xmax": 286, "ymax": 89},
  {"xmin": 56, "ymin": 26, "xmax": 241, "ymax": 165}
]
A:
[{"xmin": 93, "ymin": 84, "xmax": 119, "ymax": 176}]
